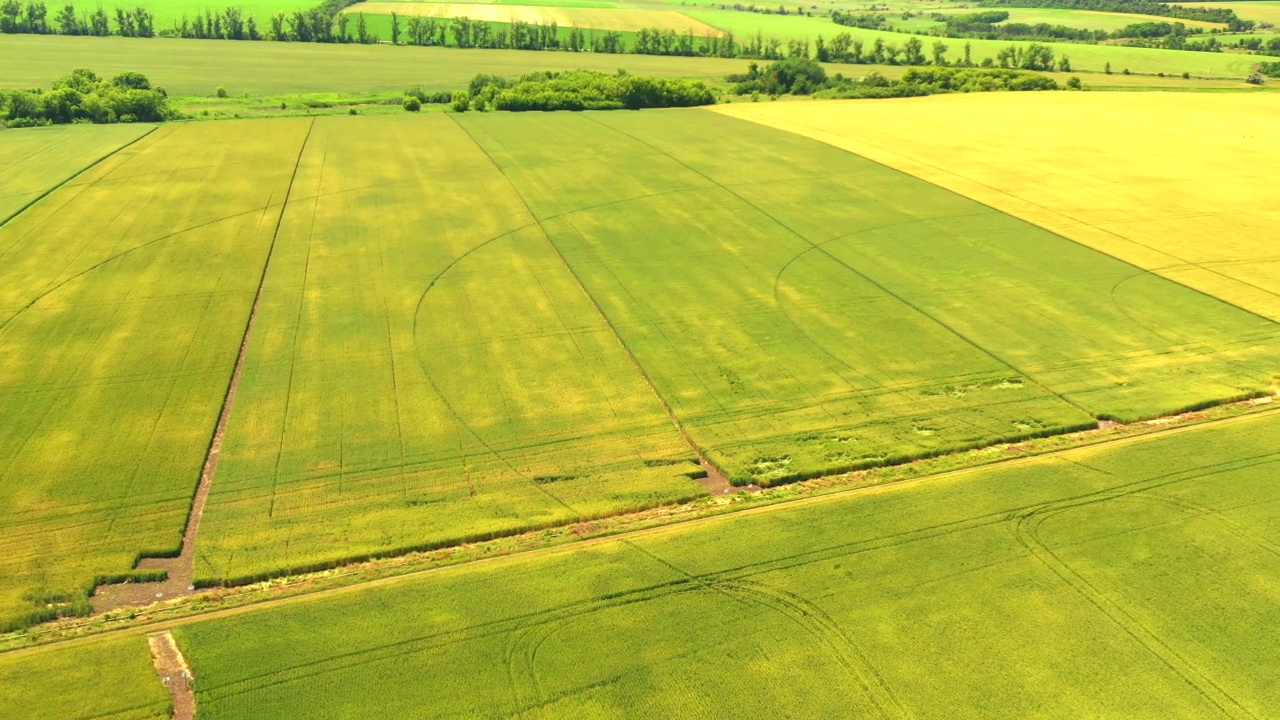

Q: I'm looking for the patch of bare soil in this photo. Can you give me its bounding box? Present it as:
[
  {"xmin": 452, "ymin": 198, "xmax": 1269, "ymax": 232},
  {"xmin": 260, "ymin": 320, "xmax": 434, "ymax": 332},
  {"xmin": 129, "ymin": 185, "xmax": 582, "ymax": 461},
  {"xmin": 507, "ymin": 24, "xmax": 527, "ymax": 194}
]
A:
[{"xmin": 147, "ymin": 630, "xmax": 195, "ymax": 720}]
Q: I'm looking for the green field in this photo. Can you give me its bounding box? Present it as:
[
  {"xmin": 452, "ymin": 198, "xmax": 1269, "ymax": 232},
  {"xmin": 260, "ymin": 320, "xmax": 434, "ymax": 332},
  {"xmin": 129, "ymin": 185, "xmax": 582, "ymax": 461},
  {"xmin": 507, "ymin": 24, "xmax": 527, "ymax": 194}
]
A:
[
  {"xmin": 2, "ymin": 109, "xmax": 1278, "ymax": 618},
  {"xmin": 0, "ymin": 121, "xmax": 310, "ymax": 628},
  {"xmin": 0, "ymin": 635, "xmax": 170, "ymax": 719},
  {"xmin": 166, "ymin": 408, "xmax": 1280, "ymax": 718},
  {"xmin": 0, "ymin": 124, "xmax": 151, "ymax": 223},
  {"xmin": 137, "ymin": 0, "xmax": 314, "ymax": 30},
  {"xmin": 185, "ymin": 109, "xmax": 1280, "ymax": 585},
  {"xmin": 0, "ymin": 35, "xmax": 754, "ymax": 95}
]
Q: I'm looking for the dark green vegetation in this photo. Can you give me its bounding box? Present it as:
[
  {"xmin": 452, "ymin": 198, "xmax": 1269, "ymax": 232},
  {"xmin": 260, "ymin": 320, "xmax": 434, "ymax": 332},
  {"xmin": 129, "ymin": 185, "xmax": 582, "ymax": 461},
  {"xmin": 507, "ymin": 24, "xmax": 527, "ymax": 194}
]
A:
[
  {"xmin": 0, "ymin": 68, "xmax": 172, "ymax": 127},
  {"xmin": 170, "ymin": 410, "xmax": 1280, "ymax": 718},
  {"xmin": 456, "ymin": 69, "xmax": 715, "ymax": 110},
  {"xmin": 728, "ymin": 57, "xmax": 1061, "ymax": 96}
]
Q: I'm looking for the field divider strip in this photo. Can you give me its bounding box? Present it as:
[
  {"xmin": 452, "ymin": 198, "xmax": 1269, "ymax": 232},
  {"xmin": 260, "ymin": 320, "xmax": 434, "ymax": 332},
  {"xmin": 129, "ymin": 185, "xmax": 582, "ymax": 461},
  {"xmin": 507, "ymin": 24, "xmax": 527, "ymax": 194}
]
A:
[
  {"xmin": 0, "ymin": 125, "xmax": 159, "ymax": 232},
  {"xmin": 141, "ymin": 117, "xmax": 317, "ymax": 585},
  {"xmin": 584, "ymin": 113, "xmax": 1100, "ymax": 419},
  {"xmin": 13, "ymin": 403, "xmax": 1278, "ymax": 660},
  {"xmin": 447, "ymin": 115, "xmax": 723, "ymax": 477}
]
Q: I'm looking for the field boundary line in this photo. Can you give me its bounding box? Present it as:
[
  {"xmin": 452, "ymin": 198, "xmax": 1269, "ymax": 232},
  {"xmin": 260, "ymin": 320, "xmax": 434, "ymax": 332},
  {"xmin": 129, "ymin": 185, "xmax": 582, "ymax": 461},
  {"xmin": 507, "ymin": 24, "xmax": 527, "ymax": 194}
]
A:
[
  {"xmin": 0, "ymin": 124, "xmax": 159, "ymax": 232},
  {"xmin": 446, "ymin": 115, "xmax": 724, "ymax": 478},
  {"xmin": 712, "ymin": 108, "xmax": 1280, "ymax": 326},
  {"xmin": 104, "ymin": 118, "xmax": 317, "ymax": 595},
  {"xmin": 11, "ymin": 403, "xmax": 1277, "ymax": 659},
  {"xmin": 584, "ymin": 113, "xmax": 1097, "ymax": 419}
]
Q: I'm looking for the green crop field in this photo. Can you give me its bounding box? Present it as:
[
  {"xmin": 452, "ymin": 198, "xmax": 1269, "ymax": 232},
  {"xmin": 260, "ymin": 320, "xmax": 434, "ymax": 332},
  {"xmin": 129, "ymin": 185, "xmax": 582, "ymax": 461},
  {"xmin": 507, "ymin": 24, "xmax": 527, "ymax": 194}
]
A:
[
  {"xmin": 184, "ymin": 109, "xmax": 1280, "ymax": 585},
  {"xmin": 133, "ymin": 0, "xmax": 315, "ymax": 30},
  {"xmin": 0, "ymin": 635, "xmax": 170, "ymax": 719},
  {"xmin": 0, "ymin": 124, "xmax": 152, "ymax": 223},
  {"xmin": 0, "ymin": 35, "xmax": 753, "ymax": 95},
  {"xmin": 0, "ymin": 120, "xmax": 312, "ymax": 628},
  {"xmin": 159, "ymin": 408, "xmax": 1279, "ymax": 718},
  {"xmin": 2, "ymin": 109, "xmax": 1277, "ymax": 619}
]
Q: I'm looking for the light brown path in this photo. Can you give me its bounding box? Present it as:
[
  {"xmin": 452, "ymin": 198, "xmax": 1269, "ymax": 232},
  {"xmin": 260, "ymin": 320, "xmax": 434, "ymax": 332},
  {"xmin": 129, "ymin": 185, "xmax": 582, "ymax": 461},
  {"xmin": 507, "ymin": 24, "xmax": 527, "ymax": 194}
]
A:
[
  {"xmin": 92, "ymin": 119, "xmax": 318, "ymax": 614},
  {"xmin": 147, "ymin": 631, "xmax": 195, "ymax": 720}
]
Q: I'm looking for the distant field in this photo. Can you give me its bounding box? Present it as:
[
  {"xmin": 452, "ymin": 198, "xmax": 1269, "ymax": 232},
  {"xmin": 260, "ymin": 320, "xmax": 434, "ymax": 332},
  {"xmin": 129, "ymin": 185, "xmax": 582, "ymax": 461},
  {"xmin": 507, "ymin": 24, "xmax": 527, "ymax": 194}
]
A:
[
  {"xmin": 0, "ymin": 36, "xmax": 753, "ymax": 95},
  {"xmin": 0, "ymin": 635, "xmax": 170, "ymax": 719},
  {"xmin": 929, "ymin": 6, "xmax": 1226, "ymax": 30},
  {"xmin": 1172, "ymin": 0, "xmax": 1280, "ymax": 25},
  {"xmin": 715, "ymin": 92, "xmax": 1280, "ymax": 321},
  {"xmin": 131, "ymin": 0, "xmax": 314, "ymax": 30},
  {"xmin": 346, "ymin": 2, "xmax": 719, "ymax": 32},
  {"xmin": 689, "ymin": 9, "xmax": 1262, "ymax": 75},
  {"xmin": 0, "ymin": 124, "xmax": 150, "ymax": 222},
  {"xmin": 170, "ymin": 409, "xmax": 1280, "ymax": 718},
  {"xmin": 0, "ymin": 121, "xmax": 310, "ymax": 628}
]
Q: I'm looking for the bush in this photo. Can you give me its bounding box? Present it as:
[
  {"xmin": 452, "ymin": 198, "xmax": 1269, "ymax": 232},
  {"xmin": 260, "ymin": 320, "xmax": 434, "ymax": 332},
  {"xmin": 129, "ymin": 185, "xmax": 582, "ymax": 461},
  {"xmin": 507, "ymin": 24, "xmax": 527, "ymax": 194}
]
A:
[
  {"xmin": 1245, "ymin": 72, "xmax": 1265, "ymax": 85},
  {"xmin": 403, "ymin": 95, "xmax": 422, "ymax": 111},
  {"xmin": 215, "ymin": 86, "xmax": 228, "ymax": 98},
  {"xmin": 1066, "ymin": 76, "xmax": 1082, "ymax": 89},
  {"xmin": 0, "ymin": 68, "xmax": 173, "ymax": 126},
  {"xmin": 450, "ymin": 91, "xmax": 470, "ymax": 112}
]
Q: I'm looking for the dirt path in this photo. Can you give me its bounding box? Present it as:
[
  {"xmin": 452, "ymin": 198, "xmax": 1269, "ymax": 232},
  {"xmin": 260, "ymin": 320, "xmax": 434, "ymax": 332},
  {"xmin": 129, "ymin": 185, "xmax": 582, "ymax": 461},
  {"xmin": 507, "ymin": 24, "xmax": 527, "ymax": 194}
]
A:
[
  {"xmin": 92, "ymin": 119, "xmax": 317, "ymax": 615},
  {"xmin": 147, "ymin": 631, "xmax": 195, "ymax": 720}
]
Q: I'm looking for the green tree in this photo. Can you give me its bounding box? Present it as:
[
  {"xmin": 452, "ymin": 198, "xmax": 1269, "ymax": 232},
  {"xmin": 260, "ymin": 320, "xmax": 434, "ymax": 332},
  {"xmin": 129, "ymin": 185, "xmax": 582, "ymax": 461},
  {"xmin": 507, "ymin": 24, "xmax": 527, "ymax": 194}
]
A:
[
  {"xmin": 403, "ymin": 95, "xmax": 421, "ymax": 111},
  {"xmin": 931, "ymin": 40, "xmax": 948, "ymax": 66},
  {"xmin": 356, "ymin": 12, "xmax": 368, "ymax": 43},
  {"xmin": 389, "ymin": 10, "xmax": 399, "ymax": 44}
]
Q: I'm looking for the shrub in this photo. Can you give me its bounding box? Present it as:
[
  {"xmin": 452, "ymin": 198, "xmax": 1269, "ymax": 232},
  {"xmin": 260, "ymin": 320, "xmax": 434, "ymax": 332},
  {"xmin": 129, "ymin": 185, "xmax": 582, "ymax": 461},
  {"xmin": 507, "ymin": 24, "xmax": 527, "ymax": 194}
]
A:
[
  {"xmin": 450, "ymin": 91, "xmax": 470, "ymax": 112},
  {"xmin": 0, "ymin": 68, "xmax": 172, "ymax": 126},
  {"xmin": 403, "ymin": 95, "xmax": 422, "ymax": 111},
  {"xmin": 215, "ymin": 86, "xmax": 228, "ymax": 98}
]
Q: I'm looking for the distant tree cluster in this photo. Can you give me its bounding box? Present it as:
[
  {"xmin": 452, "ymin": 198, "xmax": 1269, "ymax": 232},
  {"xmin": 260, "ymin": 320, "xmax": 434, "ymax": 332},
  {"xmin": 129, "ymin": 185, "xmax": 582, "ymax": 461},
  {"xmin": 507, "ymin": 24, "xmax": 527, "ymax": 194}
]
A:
[
  {"xmin": 444, "ymin": 70, "xmax": 716, "ymax": 112},
  {"xmin": 1, "ymin": 68, "xmax": 172, "ymax": 127},
  {"xmin": 727, "ymin": 57, "xmax": 1061, "ymax": 98}
]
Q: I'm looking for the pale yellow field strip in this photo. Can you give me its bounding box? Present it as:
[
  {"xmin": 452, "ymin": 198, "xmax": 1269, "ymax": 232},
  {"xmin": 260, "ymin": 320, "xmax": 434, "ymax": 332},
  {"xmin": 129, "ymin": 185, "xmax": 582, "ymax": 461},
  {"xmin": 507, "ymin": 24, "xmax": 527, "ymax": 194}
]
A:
[
  {"xmin": 712, "ymin": 92, "xmax": 1280, "ymax": 321},
  {"xmin": 934, "ymin": 7, "xmax": 1226, "ymax": 30},
  {"xmin": 1171, "ymin": 2, "xmax": 1280, "ymax": 26},
  {"xmin": 344, "ymin": 2, "xmax": 720, "ymax": 32}
]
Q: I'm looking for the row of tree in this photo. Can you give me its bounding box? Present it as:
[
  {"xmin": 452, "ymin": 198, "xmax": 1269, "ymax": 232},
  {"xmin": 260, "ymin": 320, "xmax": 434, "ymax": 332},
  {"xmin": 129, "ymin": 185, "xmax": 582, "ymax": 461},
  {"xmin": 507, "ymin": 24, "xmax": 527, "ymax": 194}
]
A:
[
  {"xmin": 0, "ymin": 1, "xmax": 153, "ymax": 35},
  {"xmin": 727, "ymin": 56, "xmax": 1062, "ymax": 97},
  {"xmin": 0, "ymin": 68, "xmax": 172, "ymax": 127}
]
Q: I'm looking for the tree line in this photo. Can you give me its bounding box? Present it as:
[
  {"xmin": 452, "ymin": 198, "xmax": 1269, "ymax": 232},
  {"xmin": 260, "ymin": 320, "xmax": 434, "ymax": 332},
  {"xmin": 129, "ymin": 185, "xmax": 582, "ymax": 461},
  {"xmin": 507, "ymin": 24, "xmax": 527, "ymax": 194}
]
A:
[
  {"xmin": 1, "ymin": 68, "xmax": 172, "ymax": 127},
  {"xmin": 727, "ymin": 56, "xmax": 1064, "ymax": 98},
  {"xmin": 426, "ymin": 69, "xmax": 716, "ymax": 112}
]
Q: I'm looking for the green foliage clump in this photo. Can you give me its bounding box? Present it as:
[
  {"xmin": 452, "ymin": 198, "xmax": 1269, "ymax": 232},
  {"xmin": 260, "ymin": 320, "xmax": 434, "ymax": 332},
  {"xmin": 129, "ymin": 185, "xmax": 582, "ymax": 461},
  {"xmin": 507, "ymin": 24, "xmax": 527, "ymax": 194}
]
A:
[
  {"xmin": 730, "ymin": 60, "xmax": 1058, "ymax": 99},
  {"xmin": 402, "ymin": 95, "xmax": 422, "ymax": 112},
  {"xmin": 462, "ymin": 70, "xmax": 716, "ymax": 112},
  {"xmin": 0, "ymin": 68, "xmax": 172, "ymax": 127},
  {"xmin": 1259, "ymin": 61, "xmax": 1280, "ymax": 78}
]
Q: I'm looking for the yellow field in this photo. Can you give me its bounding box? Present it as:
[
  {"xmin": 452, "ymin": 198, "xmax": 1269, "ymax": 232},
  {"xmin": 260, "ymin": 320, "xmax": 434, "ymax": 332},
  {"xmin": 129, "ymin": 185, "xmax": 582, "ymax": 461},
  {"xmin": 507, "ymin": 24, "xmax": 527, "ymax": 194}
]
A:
[
  {"xmin": 713, "ymin": 92, "xmax": 1280, "ymax": 322},
  {"xmin": 344, "ymin": 2, "xmax": 719, "ymax": 32},
  {"xmin": 1172, "ymin": 1, "xmax": 1280, "ymax": 26}
]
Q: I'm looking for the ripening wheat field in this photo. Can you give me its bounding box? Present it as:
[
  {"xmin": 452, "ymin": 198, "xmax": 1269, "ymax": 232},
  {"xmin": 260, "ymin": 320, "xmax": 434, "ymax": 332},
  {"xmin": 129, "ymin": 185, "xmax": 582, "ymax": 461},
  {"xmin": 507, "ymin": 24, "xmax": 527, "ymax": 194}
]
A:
[
  {"xmin": 1, "ymin": 109, "xmax": 1278, "ymax": 624},
  {"xmin": 0, "ymin": 123, "xmax": 152, "ymax": 222},
  {"xmin": 714, "ymin": 91, "xmax": 1280, "ymax": 321}
]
